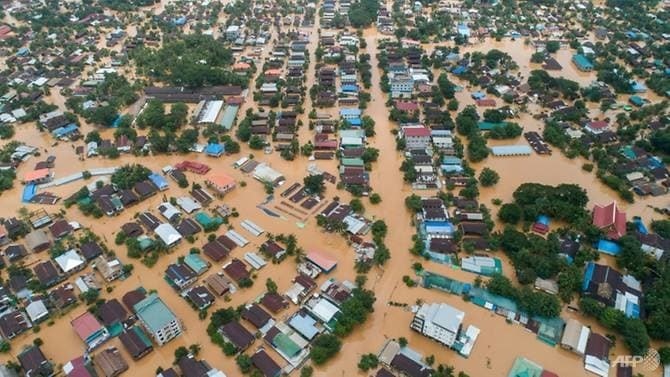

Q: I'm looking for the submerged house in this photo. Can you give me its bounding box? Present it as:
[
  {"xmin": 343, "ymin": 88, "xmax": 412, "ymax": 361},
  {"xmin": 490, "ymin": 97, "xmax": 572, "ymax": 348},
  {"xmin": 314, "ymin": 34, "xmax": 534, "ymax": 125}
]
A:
[
  {"xmin": 71, "ymin": 311, "xmax": 110, "ymax": 351},
  {"xmin": 582, "ymin": 262, "xmax": 641, "ymax": 318}
]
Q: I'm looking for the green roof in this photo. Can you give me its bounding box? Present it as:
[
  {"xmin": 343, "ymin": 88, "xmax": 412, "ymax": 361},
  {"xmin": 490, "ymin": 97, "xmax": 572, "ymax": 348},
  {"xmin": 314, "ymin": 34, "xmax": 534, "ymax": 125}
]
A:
[
  {"xmin": 341, "ymin": 158, "xmax": 364, "ymax": 167},
  {"xmin": 131, "ymin": 325, "xmax": 152, "ymax": 347},
  {"xmin": 220, "ymin": 105, "xmax": 239, "ymax": 130},
  {"xmin": 272, "ymin": 332, "xmax": 301, "ymax": 357},
  {"xmin": 195, "ymin": 212, "xmax": 223, "ymax": 227},
  {"xmin": 477, "ymin": 121, "xmax": 506, "ymax": 131},
  {"xmin": 133, "ymin": 294, "xmax": 177, "ymax": 334},
  {"xmin": 184, "ymin": 253, "xmax": 208, "ymax": 273}
]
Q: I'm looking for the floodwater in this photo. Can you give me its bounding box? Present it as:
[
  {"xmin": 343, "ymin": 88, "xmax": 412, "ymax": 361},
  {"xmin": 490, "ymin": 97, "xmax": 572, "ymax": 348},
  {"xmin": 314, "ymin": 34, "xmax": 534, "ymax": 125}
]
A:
[{"xmin": 0, "ymin": 2, "xmax": 667, "ymax": 377}]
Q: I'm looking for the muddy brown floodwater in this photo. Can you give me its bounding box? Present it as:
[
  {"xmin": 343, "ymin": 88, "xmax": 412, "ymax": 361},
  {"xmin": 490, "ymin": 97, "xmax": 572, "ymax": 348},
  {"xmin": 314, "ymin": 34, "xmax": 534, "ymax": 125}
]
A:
[{"xmin": 0, "ymin": 2, "xmax": 667, "ymax": 377}]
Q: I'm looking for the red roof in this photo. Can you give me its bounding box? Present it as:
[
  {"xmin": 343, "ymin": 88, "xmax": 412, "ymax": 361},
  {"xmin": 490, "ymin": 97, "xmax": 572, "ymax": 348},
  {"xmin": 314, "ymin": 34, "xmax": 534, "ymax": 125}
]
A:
[
  {"xmin": 402, "ymin": 126, "xmax": 431, "ymax": 137},
  {"xmin": 476, "ymin": 99, "xmax": 496, "ymax": 107},
  {"xmin": 395, "ymin": 101, "xmax": 419, "ymax": 112},
  {"xmin": 175, "ymin": 161, "xmax": 210, "ymax": 174},
  {"xmin": 306, "ymin": 250, "xmax": 337, "ymax": 271},
  {"xmin": 24, "ymin": 168, "xmax": 50, "ymax": 182},
  {"xmin": 71, "ymin": 312, "xmax": 103, "ymax": 341},
  {"xmin": 541, "ymin": 371, "xmax": 559, "ymax": 377},
  {"xmin": 592, "ymin": 202, "xmax": 626, "ymax": 239},
  {"xmin": 532, "ymin": 223, "xmax": 549, "ymax": 234},
  {"xmin": 587, "ymin": 120, "xmax": 608, "ymax": 130}
]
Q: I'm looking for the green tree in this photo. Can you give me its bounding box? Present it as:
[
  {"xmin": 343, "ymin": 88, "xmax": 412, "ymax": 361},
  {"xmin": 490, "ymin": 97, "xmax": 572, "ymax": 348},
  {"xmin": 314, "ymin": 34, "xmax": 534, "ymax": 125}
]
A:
[
  {"xmin": 478, "ymin": 168, "xmax": 500, "ymax": 187},
  {"xmin": 303, "ymin": 174, "xmax": 325, "ymax": 195},
  {"xmin": 236, "ymin": 354, "xmax": 253, "ymax": 373},
  {"xmin": 498, "ymin": 203, "xmax": 522, "ymax": 224},
  {"xmin": 310, "ymin": 334, "xmax": 342, "ymax": 365},
  {"xmin": 358, "ymin": 353, "xmax": 379, "ymax": 371},
  {"xmin": 265, "ymin": 278, "xmax": 278, "ymax": 293},
  {"xmin": 405, "ymin": 194, "xmax": 423, "ymax": 213}
]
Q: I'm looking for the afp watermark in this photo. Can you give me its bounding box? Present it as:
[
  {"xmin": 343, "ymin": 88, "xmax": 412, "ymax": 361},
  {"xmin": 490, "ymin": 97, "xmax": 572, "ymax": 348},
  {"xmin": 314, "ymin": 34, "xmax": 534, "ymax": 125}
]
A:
[{"xmin": 612, "ymin": 348, "xmax": 661, "ymax": 372}]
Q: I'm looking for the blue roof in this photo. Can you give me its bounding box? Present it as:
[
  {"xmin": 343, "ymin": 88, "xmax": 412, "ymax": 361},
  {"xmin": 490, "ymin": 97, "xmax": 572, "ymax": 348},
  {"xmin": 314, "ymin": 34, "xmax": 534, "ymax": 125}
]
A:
[
  {"xmin": 148, "ymin": 173, "xmax": 168, "ymax": 189},
  {"xmin": 452, "ymin": 66, "xmax": 467, "ymax": 75},
  {"xmin": 52, "ymin": 123, "xmax": 79, "ymax": 138},
  {"xmin": 424, "ymin": 221, "xmax": 455, "ymax": 235},
  {"xmin": 572, "ymin": 54, "xmax": 594, "ymax": 70},
  {"xmin": 288, "ymin": 313, "xmax": 319, "ymax": 340},
  {"xmin": 632, "ymin": 217, "xmax": 648, "ymax": 234},
  {"xmin": 471, "ymin": 91, "xmax": 486, "ymax": 100},
  {"xmin": 340, "ymin": 108, "xmax": 362, "ymax": 116},
  {"xmin": 22, "ymin": 184, "xmax": 36, "ymax": 202},
  {"xmin": 173, "ymin": 16, "xmax": 187, "ymax": 25},
  {"xmin": 629, "ymin": 95, "xmax": 644, "ymax": 106},
  {"xmin": 582, "ymin": 262, "xmax": 595, "ymax": 291},
  {"xmin": 341, "ymin": 84, "xmax": 358, "ymax": 92},
  {"xmin": 626, "ymin": 301, "xmax": 640, "ymax": 318},
  {"xmin": 490, "ymin": 145, "xmax": 532, "ymax": 156},
  {"xmin": 536, "ymin": 215, "xmax": 550, "ymax": 226},
  {"xmin": 457, "ymin": 24, "xmax": 470, "ymax": 37},
  {"xmin": 441, "ymin": 165, "xmax": 464, "ymax": 173},
  {"xmin": 442, "ymin": 156, "xmax": 462, "ymax": 165},
  {"xmin": 347, "ymin": 118, "xmax": 362, "ymax": 126},
  {"xmin": 631, "ymin": 82, "xmax": 646, "ymax": 93},
  {"xmin": 111, "ymin": 115, "xmax": 122, "ymax": 128},
  {"xmin": 205, "ymin": 143, "xmax": 224, "ymax": 156},
  {"xmin": 597, "ymin": 239, "xmax": 621, "ymax": 256}
]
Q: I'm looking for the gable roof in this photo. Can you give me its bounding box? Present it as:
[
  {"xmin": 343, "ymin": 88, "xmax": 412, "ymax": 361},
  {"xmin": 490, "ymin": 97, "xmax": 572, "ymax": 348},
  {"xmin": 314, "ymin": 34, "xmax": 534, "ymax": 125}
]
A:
[
  {"xmin": 220, "ymin": 321, "xmax": 255, "ymax": 350},
  {"xmin": 592, "ymin": 202, "xmax": 626, "ymax": 239},
  {"xmin": 71, "ymin": 312, "xmax": 103, "ymax": 341},
  {"xmin": 98, "ymin": 299, "xmax": 128, "ymax": 327}
]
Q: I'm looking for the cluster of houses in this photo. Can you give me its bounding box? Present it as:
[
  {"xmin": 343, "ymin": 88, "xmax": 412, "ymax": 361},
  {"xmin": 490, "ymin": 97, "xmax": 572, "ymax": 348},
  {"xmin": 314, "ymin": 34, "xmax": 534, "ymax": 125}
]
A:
[
  {"xmin": 0, "ymin": 216, "xmax": 127, "ymax": 330},
  {"xmin": 320, "ymin": 0, "xmax": 351, "ymax": 27},
  {"xmin": 414, "ymin": 197, "xmax": 498, "ymax": 274},
  {"xmin": 254, "ymin": 31, "xmax": 309, "ymax": 113}
]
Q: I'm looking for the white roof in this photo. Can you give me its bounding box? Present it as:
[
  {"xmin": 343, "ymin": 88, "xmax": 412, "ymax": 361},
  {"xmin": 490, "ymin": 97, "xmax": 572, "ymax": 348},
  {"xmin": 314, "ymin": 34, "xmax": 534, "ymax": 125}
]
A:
[
  {"xmin": 198, "ymin": 100, "xmax": 224, "ymax": 124},
  {"xmin": 253, "ymin": 163, "xmax": 284, "ymax": 184},
  {"xmin": 424, "ymin": 303, "xmax": 464, "ymax": 332},
  {"xmin": 310, "ymin": 298, "xmax": 340, "ymax": 322},
  {"xmin": 25, "ymin": 300, "xmax": 48, "ymax": 322},
  {"xmin": 343, "ymin": 216, "xmax": 366, "ymax": 234},
  {"xmin": 176, "ymin": 197, "xmax": 202, "ymax": 214},
  {"xmin": 158, "ymin": 202, "xmax": 181, "ymax": 220},
  {"xmin": 584, "ymin": 355, "xmax": 609, "ymax": 377},
  {"xmin": 244, "ymin": 252, "xmax": 267, "ymax": 270},
  {"xmin": 155, "ymin": 223, "xmax": 182, "ymax": 246},
  {"xmin": 55, "ymin": 249, "xmax": 85, "ymax": 273}
]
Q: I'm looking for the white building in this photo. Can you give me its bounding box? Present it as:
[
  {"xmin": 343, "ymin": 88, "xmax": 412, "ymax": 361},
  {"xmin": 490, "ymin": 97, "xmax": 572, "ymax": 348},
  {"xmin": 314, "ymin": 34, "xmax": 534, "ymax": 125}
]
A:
[
  {"xmin": 155, "ymin": 223, "xmax": 182, "ymax": 248},
  {"xmin": 226, "ymin": 25, "xmax": 240, "ymax": 41},
  {"xmin": 401, "ymin": 125, "xmax": 432, "ymax": 150},
  {"xmin": 410, "ymin": 303, "xmax": 464, "ymax": 347},
  {"xmin": 390, "ymin": 74, "xmax": 413, "ymax": 98}
]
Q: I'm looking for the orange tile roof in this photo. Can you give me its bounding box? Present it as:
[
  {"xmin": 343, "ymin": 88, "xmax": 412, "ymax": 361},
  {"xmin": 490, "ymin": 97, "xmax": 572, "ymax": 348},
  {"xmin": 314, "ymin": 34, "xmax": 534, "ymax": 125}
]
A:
[
  {"xmin": 208, "ymin": 173, "xmax": 235, "ymax": 188},
  {"xmin": 24, "ymin": 168, "xmax": 50, "ymax": 182}
]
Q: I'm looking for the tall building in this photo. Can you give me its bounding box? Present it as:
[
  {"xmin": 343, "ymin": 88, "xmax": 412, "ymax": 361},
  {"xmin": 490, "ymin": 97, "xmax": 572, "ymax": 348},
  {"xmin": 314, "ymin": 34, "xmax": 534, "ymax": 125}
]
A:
[
  {"xmin": 410, "ymin": 303, "xmax": 464, "ymax": 347},
  {"xmin": 133, "ymin": 294, "xmax": 182, "ymax": 346}
]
